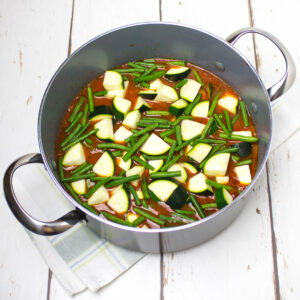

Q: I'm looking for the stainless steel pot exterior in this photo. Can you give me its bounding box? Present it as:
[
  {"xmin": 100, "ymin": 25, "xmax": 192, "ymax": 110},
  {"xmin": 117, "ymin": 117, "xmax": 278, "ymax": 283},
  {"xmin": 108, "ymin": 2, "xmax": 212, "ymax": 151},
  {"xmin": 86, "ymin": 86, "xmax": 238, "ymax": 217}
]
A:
[{"xmin": 4, "ymin": 23, "xmax": 295, "ymax": 253}]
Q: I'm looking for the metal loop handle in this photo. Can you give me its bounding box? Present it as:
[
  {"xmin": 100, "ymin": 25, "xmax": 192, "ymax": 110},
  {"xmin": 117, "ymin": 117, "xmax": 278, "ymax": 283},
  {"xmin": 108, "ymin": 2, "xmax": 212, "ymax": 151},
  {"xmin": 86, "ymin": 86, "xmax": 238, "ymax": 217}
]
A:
[
  {"xmin": 3, "ymin": 153, "xmax": 85, "ymax": 235},
  {"xmin": 226, "ymin": 27, "xmax": 296, "ymax": 102}
]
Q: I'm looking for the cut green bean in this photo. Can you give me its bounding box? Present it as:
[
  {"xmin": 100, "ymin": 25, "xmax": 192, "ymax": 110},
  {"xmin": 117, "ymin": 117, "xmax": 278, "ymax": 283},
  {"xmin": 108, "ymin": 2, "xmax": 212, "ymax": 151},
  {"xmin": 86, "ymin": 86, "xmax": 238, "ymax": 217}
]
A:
[
  {"xmin": 61, "ymin": 124, "xmax": 82, "ymax": 147},
  {"xmin": 119, "ymin": 170, "xmax": 125, "ymax": 176},
  {"xmin": 239, "ymin": 101, "xmax": 249, "ymax": 127},
  {"xmin": 71, "ymin": 162, "xmax": 89, "ymax": 174},
  {"xmin": 143, "ymin": 65, "xmax": 156, "ymax": 76},
  {"xmin": 123, "ymin": 133, "xmax": 149, "ymax": 162},
  {"xmin": 105, "ymin": 175, "xmax": 140, "ymax": 188},
  {"xmin": 93, "ymin": 90, "xmax": 108, "ymax": 97},
  {"xmin": 215, "ymin": 146, "xmax": 238, "ymax": 155},
  {"xmin": 193, "ymin": 69, "xmax": 204, "ymax": 86},
  {"xmin": 175, "ymin": 125, "xmax": 182, "ymax": 146},
  {"xmin": 208, "ymin": 91, "xmax": 221, "ymax": 117},
  {"xmin": 159, "ymin": 214, "xmax": 184, "ymax": 223},
  {"xmin": 224, "ymin": 110, "xmax": 232, "ymax": 134},
  {"xmin": 201, "ymin": 203, "xmax": 217, "ymax": 209},
  {"xmin": 113, "ymin": 68, "xmax": 144, "ymax": 73},
  {"xmin": 65, "ymin": 111, "xmax": 83, "ymax": 133},
  {"xmin": 172, "ymin": 115, "xmax": 193, "ymax": 126},
  {"xmin": 62, "ymin": 129, "xmax": 98, "ymax": 151},
  {"xmin": 214, "ymin": 113, "xmax": 230, "ymax": 136},
  {"xmin": 85, "ymin": 178, "xmax": 110, "ymax": 198},
  {"xmin": 62, "ymin": 173, "xmax": 96, "ymax": 182},
  {"xmin": 142, "ymin": 199, "xmax": 148, "ymax": 209},
  {"xmin": 175, "ymin": 209, "xmax": 195, "ymax": 215},
  {"xmin": 90, "ymin": 176, "xmax": 123, "ymax": 182},
  {"xmin": 150, "ymin": 171, "xmax": 181, "ymax": 179},
  {"xmin": 174, "ymin": 134, "xmax": 202, "ymax": 151},
  {"xmin": 143, "ymin": 58, "xmax": 155, "ymax": 63},
  {"xmin": 133, "ymin": 123, "xmax": 158, "ymax": 138},
  {"xmin": 232, "ymin": 155, "xmax": 240, "ymax": 162},
  {"xmin": 101, "ymin": 211, "xmax": 132, "ymax": 226},
  {"xmin": 159, "ymin": 128, "xmax": 176, "ymax": 138},
  {"xmin": 111, "ymin": 150, "xmax": 122, "ymax": 157},
  {"xmin": 133, "ymin": 207, "xmax": 164, "ymax": 226},
  {"xmin": 160, "ymin": 154, "xmax": 182, "ymax": 172},
  {"xmin": 142, "ymin": 177, "xmax": 150, "ymax": 199},
  {"xmin": 138, "ymin": 122, "xmax": 171, "ymax": 129},
  {"xmin": 97, "ymin": 143, "xmax": 129, "ymax": 151},
  {"xmin": 128, "ymin": 62, "xmax": 145, "ymax": 70},
  {"xmin": 133, "ymin": 155, "xmax": 154, "ymax": 170},
  {"xmin": 184, "ymin": 94, "xmax": 201, "ymax": 115},
  {"xmin": 73, "ymin": 164, "xmax": 93, "ymax": 176},
  {"xmin": 74, "ymin": 121, "xmax": 91, "ymax": 140},
  {"xmin": 85, "ymin": 138, "xmax": 92, "ymax": 145},
  {"xmin": 189, "ymin": 194, "xmax": 206, "ymax": 219},
  {"xmin": 219, "ymin": 133, "xmax": 258, "ymax": 143},
  {"xmin": 58, "ymin": 157, "xmax": 64, "ymax": 180},
  {"xmin": 164, "ymin": 137, "xmax": 176, "ymax": 144},
  {"xmin": 168, "ymin": 60, "xmax": 186, "ymax": 66},
  {"xmin": 236, "ymin": 159, "xmax": 252, "ymax": 166},
  {"xmin": 128, "ymin": 184, "xmax": 141, "ymax": 206},
  {"xmin": 141, "ymin": 154, "xmax": 168, "ymax": 160},
  {"xmin": 142, "ymin": 117, "xmax": 172, "ymax": 124},
  {"xmin": 87, "ymin": 87, "xmax": 94, "ymax": 113},
  {"xmin": 231, "ymin": 112, "xmax": 240, "ymax": 127},
  {"xmin": 134, "ymin": 70, "xmax": 166, "ymax": 83},
  {"xmin": 146, "ymin": 110, "xmax": 170, "ymax": 116},
  {"xmin": 174, "ymin": 79, "xmax": 188, "ymax": 89},
  {"xmin": 206, "ymin": 83, "xmax": 213, "ymax": 99},
  {"xmin": 200, "ymin": 117, "xmax": 215, "ymax": 139},
  {"xmin": 191, "ymin": 138, "xmax": 226, "ymax": 145},
  {"xmin": 205, "ymin": 179, "xmax": 232, "ymax": 191},
  {"xmin": 81, "ymin": 103, "xmax": 89, "ymax": 125},
  {"xmin": 166, "ymin": 140, "xmax": 177, "ymax": 165},
  {"xmin": 132, "ymin": 72, "xmax": 141, "ymax": 77},
  {"xmin": 172, "ymin": 212, "xmax": 196, "ymax": 222},
  {"xmin": 141, "ymin": 82, "xmax": 150, "ymax": 88},
  {"xmin": 134, "ymin": 61, "xmax": 165, "ymax": 68},
  {"xmin": 69, "ymin": 96, "xmax": 85, "ymax": 123},
  {"xmin": 132, "ymin": 216, "xmax": 146, "ymax": 227}
]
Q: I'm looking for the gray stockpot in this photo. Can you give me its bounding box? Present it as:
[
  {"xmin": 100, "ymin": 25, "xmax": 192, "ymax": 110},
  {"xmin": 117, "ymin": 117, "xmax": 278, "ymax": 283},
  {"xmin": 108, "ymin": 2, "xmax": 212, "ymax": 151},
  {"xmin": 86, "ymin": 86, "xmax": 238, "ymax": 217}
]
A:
[{"xmin": 3, "ymin": 23, "xmax": 295, "ymax": 253}]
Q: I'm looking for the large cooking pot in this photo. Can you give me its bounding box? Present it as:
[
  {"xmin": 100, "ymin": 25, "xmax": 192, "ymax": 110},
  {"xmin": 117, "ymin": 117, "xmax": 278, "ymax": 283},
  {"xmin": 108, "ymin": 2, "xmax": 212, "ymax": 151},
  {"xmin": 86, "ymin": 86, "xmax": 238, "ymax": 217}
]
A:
[{"xmin": 3, "ymin": 23, "xmax": 295, "ymax": 253}]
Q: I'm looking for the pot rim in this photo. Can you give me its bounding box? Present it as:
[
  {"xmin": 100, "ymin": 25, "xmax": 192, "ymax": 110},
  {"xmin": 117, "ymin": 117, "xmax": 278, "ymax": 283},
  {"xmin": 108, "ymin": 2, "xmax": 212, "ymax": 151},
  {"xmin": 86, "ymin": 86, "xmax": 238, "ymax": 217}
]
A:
[{"xmin": 38, "ymin": 21, "xmax": 272, "ymax": 234}]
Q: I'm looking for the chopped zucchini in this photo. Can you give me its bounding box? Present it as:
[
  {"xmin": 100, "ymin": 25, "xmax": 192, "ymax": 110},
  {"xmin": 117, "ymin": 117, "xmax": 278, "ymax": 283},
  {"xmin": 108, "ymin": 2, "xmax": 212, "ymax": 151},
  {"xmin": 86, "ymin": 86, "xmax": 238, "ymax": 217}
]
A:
[
  {"xmin": 106, "ymin": 81, "xmax": 129, "ymax": 99},
  {"xmin": 155, "ymin": 84, "xmax": 179, "ymax": 102},
  {"xmin": 107, "ymin": 185, "xmax": 129, "ymax": 213},
  {"xmin": 191, "ymin": 101, "xmax": 209, "ymax": 118},
  {"xmin": 93, "ymin": 151, "xmax": 115, "ymax": 177},
  {"xmin": 116, "ymin": 151, "xmax": 132, "ymax": 171},
  {"xmin": 149, "ymin": 159, "xmax": 164, "ymax": 173},
  {"xmin": 181, "ymin": 162, "xmax": 198, "ymax": 174},
  {"xmin": 62, "ymin": 143, "xmax": 86, "ymax": 166},
  {"xmin": 167, "ymin": 163, "xmax": 188, "ymax": 183},
  {"xmin": 187, "ymin": 143, "xmax": 212, "ymax": 163},
  {"xmin": 165, "ymin": 67, "xmax": 190, "ymax": 81},
  {"xmin": 203, "ymin": 153, "xmax": 230, "ymax": 176},
  {"xmin": 149, "ymin": 79, "xmax": 163, "ymax": 90},
  {"xmin": 134, "ymin": 97, "xmax": 151, "ymax": 112},
  {"xmin": 232, "ymin": 131, "xmax": 252, "ymax": 137},
  {"xmin": 180, "ymin": 79, "xmax": 201, "ymax": 102},
  {"xmin": 218, "ymin": 95, "xmax": 238, "ymax": 114},
  {"xmin": 112, "ymin": 96, "xmax": 132, "ymax": 120},
  {"xmin": 70, "ymin": 179, "xmax": 86, "ymax": 195},
  {"xmin": 215, "ymin": 187, "xmax": 233, "ymax": 209},
  {"xmin": 126, "ymin": 166, "xmax": 145, "ymax": 186},
  {"xmin": 87, "ymin": 185, "xmax": 109, "ymax": 205},
  {"xmin": 114, "ymin": 126, "xmax": 132, "ymax": 143},
  {"xmin": 127, "ymin": 212, "xmax": 139, "ymax": 223},
  {"xmin": 234, "ymin": 165, "xmax": 252, "ymax": 185},
  {"xmin": 234, "ymin": 142, "xmax": 252, "ymax": 157},
  {"xmin": 94, "ymin": 118, "xmax": 114, "ymax": 141},
  {"xmin": 139, "ymin": 90, "xmax": 157, "ymax": 100},
  {"xmin": 89, "ymin": 106, "xmax": 112, "ymax": 121},
  {"xmin": 140, "ymin": 133, "xmax": 171, "ymax": 155},
  {"xmin": 215, "ymin": 176, "xmax": 229, "ymax": 184},
  {"xmin": 188, "ymin": 173, "xmax": 213, "ymax": 195},
  {"xmin": 168, "ymin": 99, "xmax": 188, "ymax": 117},
  {"xmin": 181, "ymin": 119, "xmax": 205, "ymax": 141},
  {"xmin": 123, "ymin": 110, "xmax": 141, "ymax": 129},
  {"xmin": 103, "ymin": 70, "xmax": 123, "ymax": 90}
]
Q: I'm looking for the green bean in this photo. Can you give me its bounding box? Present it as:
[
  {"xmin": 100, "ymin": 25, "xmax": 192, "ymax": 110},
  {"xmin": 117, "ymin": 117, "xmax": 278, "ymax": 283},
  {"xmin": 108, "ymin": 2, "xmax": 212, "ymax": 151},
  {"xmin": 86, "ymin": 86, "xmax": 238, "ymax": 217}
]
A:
[
  {"xmin": 139, "ymin": 123, "xmax": 171, "ymax": 129},
  {"xmin": 174, "ymin": 134, "xmax": 202, "ymax": 151},
  {"xmin": 87, "ymin": 87, "xmax": 94, "ymax": 113},
  {"xmin": 62, "ymin": 129, "xmax": 98, "ymax": 151},
  {"xmin": 184, "ymin": 94, "xmax": 201, "ymax": 115},
  {"xmin": 142, "ymin": 117, "xmax": 172, "ymax": 124},
  {"xmin": 65, "ymin": 111, "xmax": 83, "ymax": 133},
  {"xmin": 113, "ymin": 68, "xmax": 144, "ymax": 73},
  {"xmin": 85, "ymin": 178, "xmax": 110, "ymax": 198},
  {"xmin": 69, "ymin": 96, "xmax": 85, "ymax": 123},
  {"xmin": 97, "ymin": 143, "xmax": 129, "ymax": 151},
  {"xmin": 142, "ymin": 199, "xmax": 148, "ymax": 209},
  {"xmin": 159, "ymin": 214, "xmax": 184, "ymax": 223},
  {"xmin": 111, "ymin": 150, "xmax": 122, "ymax": 157},
  {"xmin": 58, "ymin": 157, "xmax": 64, "ymax": 180},
  {"xmin": 62, "ymin": 173, "xmax": 96, "ymax": 182},
  {"xmin": 232, "ymin": 155, "xmax": 240, "ymax": 162},
  {"xmin": 199, "ymin": 144, "xmax": 222, "ymax": 169},
  {"xmin": 201, "ymin": 203, "xmax": 217, "ymax": 209},
  {"xmin": 231, "ymin": 113, "xmax": 240, "ymax": 127},
  {"xmin": 215, "ymin": 146, "xmax": 238, "ymax": 155},
  {"xmin": 164, "ymin": 137, "xmax": 176, "ymax": 144},
  {"xmin": 71, "ymin": 162, "xmax": 89, "ymax": 174},
  {"xmin": 123, "ymin": 133, "xmax": 149, "ymax": 162},
  {"xmin": 236, "ymin": 159, "xmax": 252, "ymax": 166},
  {"xmin": 174, "ymin": 209, "xmax": 195, "ymax": 215},
  {"xmin": 175, "ymin": 125, "xmax": 182, "ymax": 146},
  {"xmin": 119, "ymin": 170, "xmax": 126, "ymax": 176},
  {"xmin": 160, "ymin": 154, "xmax": 182, "ymax": 172},
  {"xmin": 214, "ymin": 113, "xmax": 230, "ymax": 136},
  {"xmin": 132, "ymin": 123, "xmax": 158, "ymax": 138},
  {"xmin": 208, "ymin": 91, "xmax": 221, "ymax": 117},
  {"xmin": 61, "ymin": 123, "xmax": 82, "ymax": 147},
  {"xmin": 159, "ymin": 128, "xmax": 176, "ymax": 138},
  {"xmin": 128, "ymin": 62, "xmax": 145, "ymax": 70},
  {"xmin": 146, "ymin": 110, "xmax": 170, "ymax": 116},
  {"xmin": 128, "ymin": 184, "xmax": 141, "ymax": 206},
  {"xmin": 141, "ymin": 82, "xmax": 150, "ymax": 88},
  {"xmin": 132, "ymin": 216, "xmax": 146, "ymax": 227},
  {"xmin": 167, "ymin": 60, "xmax": 186, "ymax": 66},
  {"xmin": 90, "ymin": 176, "xmax": 123, "ymax": 182},
  {"xmin": 193, "ymin": 69, "xmax": 204, "ymax": 86},
  {"xmin": 141, "ymin": 154, "xmax": 167, "ymax": 160},
  {"xmin": 101, "ymin": 211, "xmax": 132, "ymax": 226},
  {"xmin": 85, "ymin": 138, "xmax": 92, "ymax": 145},
  {"xmin": 206, "ymin": 83, "xmax": 213, "ymax": 99},
  {"xmin": 172, "ymin": 212, "xmax": 196, "ymax": 222},
  {"xmin": 141, "ymin": 177, "xmax": 150, "ymax": 199},
  {"xmin": 205, "ymin": 179, "xmax": 232, "ymax": 191},
  {"xmin": 150, "ymin": 171, "xmax": 181, "ymax": 179},
  {"xmin": 133, "ymin": 207, "xmax": 164, "ymax": 226},
  {"xmin": 134, "ymin": 61, "xmax": 165, "ymax": 68},
  {"xmin": 134, "ymin": 70, "xmax": 166, "ymax": 83},
  {"xmin": 224, "ymin": 110, "xmax": 232, "ymax": 134},
  {"xmin": 73, "ymin": 164, "xmax": 93, "ymax": 176},
  {"xmin": 219, "ymin": 133, "xmax": 258, "ymax": 143},
  {"xmin": 174, "ymin": 79, "xmax": 188, "ymax": 89},
  {"xmin": 74, "ymin": 121, "xmax": 91, "ymax": 140},
  {"xmin": 132, "ymin": 155, "xmax": 154, "ymax": 170},
  {"xmin": 105, "ymin": 175, "xmax": 140, "ymax": 188},
  {"xmin": 143, "ymin": 58, "xmax": 155, "ymax": 63},
  {"xmin": 200, "ymin": 117, "xmax": 215, "ymax": 139},
  {"xmin": 132, "ymin": 72, "xmax": 141, "ymax": 77},
  {"xmin": 143, "ymin": 65, "xmax": 156, "ymax": 76},
  {"xmin": 239, "ymin": 101, "xmax": 249, "ymax": 127},
  {"xmin": 93, "ymin": 90, "xmax": 108, "ymax": 97},
  {"xmin": 166, "ymin": 140, "xmax": 177, "ymax": 165},
  {"xmin": 172, "ymin": 115, "xmax": 193, "ymax": 126},
  {"xmin": 191, "ymin": 138, "xmax": 226, "ymax": 145},
  {"xmin": 189, "ymin": 194, "xmax": 206, "ymax": 219}
]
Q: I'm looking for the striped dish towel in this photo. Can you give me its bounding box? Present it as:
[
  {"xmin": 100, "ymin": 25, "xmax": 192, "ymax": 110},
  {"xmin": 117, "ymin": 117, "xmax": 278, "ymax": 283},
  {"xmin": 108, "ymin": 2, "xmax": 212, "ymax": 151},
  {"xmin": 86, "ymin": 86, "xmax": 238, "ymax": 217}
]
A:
[{"xmin": 13, "ymin": 164, "xmax": 145, "ymax": 296}]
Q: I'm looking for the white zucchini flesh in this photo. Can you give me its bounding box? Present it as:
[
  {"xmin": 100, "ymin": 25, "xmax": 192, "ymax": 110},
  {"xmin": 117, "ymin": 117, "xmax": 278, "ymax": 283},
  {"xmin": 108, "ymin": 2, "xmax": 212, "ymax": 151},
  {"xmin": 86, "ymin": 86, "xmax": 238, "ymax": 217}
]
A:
[
  {"xmin": 181, "ymin": 120, "xmax": 205, "ymax": 141},
  {"xmin": 126, "ymin": 166, "xmax": 145, "ymax": 186},
  {"xmin": 116, "ymin": 152, "xmax": 132, "ymax": 171},
  {"xmin": 234, "ymin": 165, "xmax": 252, "ymax": 185},
  {"xmin": 62, "ymin": 143, "xmax": 86, "ymax": 167},
  {"xmin": 149, "ymin": 79, "xmax": 163, "ymax": 90},
  {"xmin": 232, "ymin": 130, "xmax": 252, "ymax": 137},
  {"xmin": 70, "ymin": 179, "xmax": 86, "ymax": 195},
  {"xmin": 180, "ymin": 79, "xmax": 201, "ymax": 102},
  {"xmin": 107, "ymin": 187, "xmax": 129, "ymax": 213},
  {"xmin": 167, "ymin": 163, "xmax": 188, "ymax": 183},
  {"xmin": 87, "ymin": 185, "xmax": 109, "ymax": 205},
  {"xmin": 204, "ymin": 153, "xmax": 230, "ymax": 176},
  {"xmin": 218, "ymin": 95, "xmax": 238, "ymax": 114},
  {"xmin": 191, "ymin": 101, "xmax": 209, "ymax": 118},
  {"xmin": 149, "ymin": 159, "xmax": 164, "ymax": 174},
  {"xmin": 188, "ymin": 173, "xmax": 210, "ymax": 193},
  {"xmin": 93, "ymin": 151, "xmax": 114, "ymax": 177},
  {"xmin": 134, "ymin": 97, "xmax": 151, "ymax": 111},
  {"xmin": 106, "ymin": 81, "xmax": 129, "ymax": 99},
  {"xmin": 122, "ymin": 110, "xmax": 141, "ymax": 129},
  {"xmin": 148, "ymin": 180, "xmax": 178, "ymax": 202},
  {"xmin": 127, "ymin": 212, "xmax": 139, "ymax": 223},
  {"xmin": 187, "ymin": 143, "xmax": 212, "ymax": 163},
  {"xmin": 113, "ymin": 96, "xmax": 132, "ymax": 114},
  {"xmin": 181, "ymin": 162, "xmax": 197, "ymax": 174},
  {"xmin": 155, "ymin": 84, "xmax": 179, "ymax": 102},
  {"xmin": 166, "ymin": 66, "xmax": 189, "ymax": 75},
  {"xmin": 140, "ymin": 133, "xmax": 171, "ymax": 155},
  {"xmin": 94, "ymin": 118, "xmax": 114, "ymax": 140},
  {"xmin": 129, "ymin": 190, "xmax": 144, "ymax": 201},
  {"xmin": 215, "ymin": 176, "xmax": 230, "ymax": 184},
  {"xmin": 114, "ymin": 126, "xmax": 132, "ymax": 142},
  {"xmin": 103, "ymin": 71, "xmax": 123, "ymax": 90}
]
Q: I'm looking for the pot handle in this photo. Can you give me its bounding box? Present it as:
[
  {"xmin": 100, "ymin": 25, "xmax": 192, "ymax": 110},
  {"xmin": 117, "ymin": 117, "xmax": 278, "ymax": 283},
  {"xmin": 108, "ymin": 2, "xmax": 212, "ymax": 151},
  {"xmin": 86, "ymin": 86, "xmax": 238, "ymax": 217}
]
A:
[
  {"xmin": 226, "ymin": 27, "xmax": 296, "ymax": 102},
  {"xmin": 3, "ymin": 153, "xmax": 85, "ymax": 235}
]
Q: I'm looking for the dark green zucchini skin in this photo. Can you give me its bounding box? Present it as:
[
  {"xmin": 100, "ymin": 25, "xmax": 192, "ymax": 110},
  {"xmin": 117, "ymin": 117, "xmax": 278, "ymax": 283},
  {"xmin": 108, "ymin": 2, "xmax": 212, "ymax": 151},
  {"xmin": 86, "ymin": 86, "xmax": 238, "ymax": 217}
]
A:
[
  {"xmin": 139, "ymin": 91, "xmax": 157, "ymax": 100},
  {"xmin": 138, "ymin": 103, "xmax": 151, "ymax": 112},
  {"xmin": 112, "ymin": 104, "xmax": 125, "ymax": 121},
  {"xmin": 165, "ymin": 69, "xmax": 190, "ymax": 81},
  {"xmin": 89, "ymin": 105, "xmax": 112, "ymax": 120},
  {"xmin": 234, "ymin": 142, "xmax": 252, "ymax": 157},
  {"xmin": 208, "ymin": 119, "xmax": 218, "ymax": 135},
  {"xmin": 166, "ymin": 185, "xmax": 189, "ymax": 209},
  {"xmin": 168, "ymin": 104, "xmax": 186, "ymax": 117}
]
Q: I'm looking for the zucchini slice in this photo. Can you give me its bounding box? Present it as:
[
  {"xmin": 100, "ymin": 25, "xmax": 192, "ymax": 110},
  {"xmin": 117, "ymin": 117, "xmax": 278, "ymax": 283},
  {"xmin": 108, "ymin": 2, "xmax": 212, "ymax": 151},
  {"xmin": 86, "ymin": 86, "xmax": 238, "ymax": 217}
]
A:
[
  {"xmin": 127, "ymin": 212, "xmax": 139, "ymax": 223},
  {"xmin": 155, "ymin": 84, "xmax": 179, "ymax": 102},
  {"xmin": 116, "ymin": 151, "xmax": 132, "ymax": 171},
  {"xmin": 234, "ymin": 142, "xmax": 252, "ymax": 157},
  {"xmin": 167, "ymin": 163, "xmax": 188, "ymax": 183},
  {"xmin": 180, "ymin": 79, "xmax": 201, "ymax": 102},
  {"xmin": 106, "ymin": 81, "xmax": 129, "ymax": 99},
  {"xmin": 62, "ymin": 143, "xmax": 86, "ymax": 167},
  {"xmin": 123, "ymin": 110, "xmax": 141, "ymax": 129},
  {"xmin": 168, "ymin": 99, "xmax": 188, "ymax": 117},
  {"xmin": 87, "ymin": 185, "xmax": 109, "ymax": 205},
  {"xmin": 232, "ymin": 131, "xmax": 252, "ymax": 137},
  {"xmin": 89, "ymin": 106, "xmax": 112, "ymax": 121},
  {"xmin": 107, "ymin": 185, "xmax": 129, "ymax": 214},
  {"xmin": 181, "ymin": 119, "xmax": 205, "ymax": 141},
  {"xmin": 70, "ymin": 179, "xmax": 86, "ymax": 195},
  {"xmin": 114, "ymin": 126, "xmax": 132, "ymax": 143},
  {"xmin": 149, "ymin": 159, "xmax": 164, "ymax": 173},
  {"xmin": 187, "ymin": 143, "xmax": 212, "ymax": 163},
  {"xmin": 149, "ymin": 79, "xmax": 163, "ymax": 90},
  {"xmin": 165, "ymin": 67, "xmax": 190, "ymax": 81},
  {"xmin": 215, "ymin": 187, "xmax": 233, "ymax": 209},
  {"xmin": 93, "ymin": 151, "xmax": 115, "ymax": 177},
  {"xmin": 234, "ymin": 165, "xmax": 252, "ymax": 185},
  {"xmin": 140, "ymin": 133, "xmax": 171, "ymax": 155},
  {"xmin": 191, "ymin": 101, "xmax": 210, "ymax": 118},
  {"xmin": 203, "ymin": 153, "xmax": 230, "ymax": 176},
  {"xmin": 134, "ymin": 97, "xmax": 151, "ymax": 112},
  {"xmin": 215, "ymin": 176, "xmax": 229, "ymax": 184},
  {"xmin": 139, "ymin": 90, "xmax": 157, "ymax": 100},
  {"xmin": 112, "ymin": 96, "xmax": 132, "ymax": 120},
  {"xmin": 103, "ymin": 70, "xmax": 123, "ymax": 91},
  {"xmin": 218, "ymin": 95, "xmax": 238, "ymax": 114},
  {"xmin": 126, "ymin": 166, "xmax": 145, "ymax": 186},
  {"xmin": 94, "ymin": 118, "xmax": 114, "ymax": 141},
  {"xmin": 181, "ymin": 162, "xmax": 198, "ymax": 174},
  {"xmin": 188, "ymin": 173, "xmax": 213, "ymax": 195}
]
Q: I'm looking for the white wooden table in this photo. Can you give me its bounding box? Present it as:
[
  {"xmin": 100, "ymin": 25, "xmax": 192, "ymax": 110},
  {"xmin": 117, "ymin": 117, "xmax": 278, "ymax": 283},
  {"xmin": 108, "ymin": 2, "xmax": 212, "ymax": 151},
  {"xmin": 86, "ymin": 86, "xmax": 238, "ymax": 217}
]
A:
[{"xmin": 1, "ymin": 1, "xmax": 299, "ymax": 299}]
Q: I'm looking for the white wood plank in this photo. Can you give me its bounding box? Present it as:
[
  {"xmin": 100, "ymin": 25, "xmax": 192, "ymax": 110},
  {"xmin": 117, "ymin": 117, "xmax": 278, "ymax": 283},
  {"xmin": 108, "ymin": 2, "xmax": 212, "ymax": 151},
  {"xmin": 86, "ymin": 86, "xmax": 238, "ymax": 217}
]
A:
[{"xmin": 0, "ymin": 0, "xmax": 73, "ymax": 299}]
